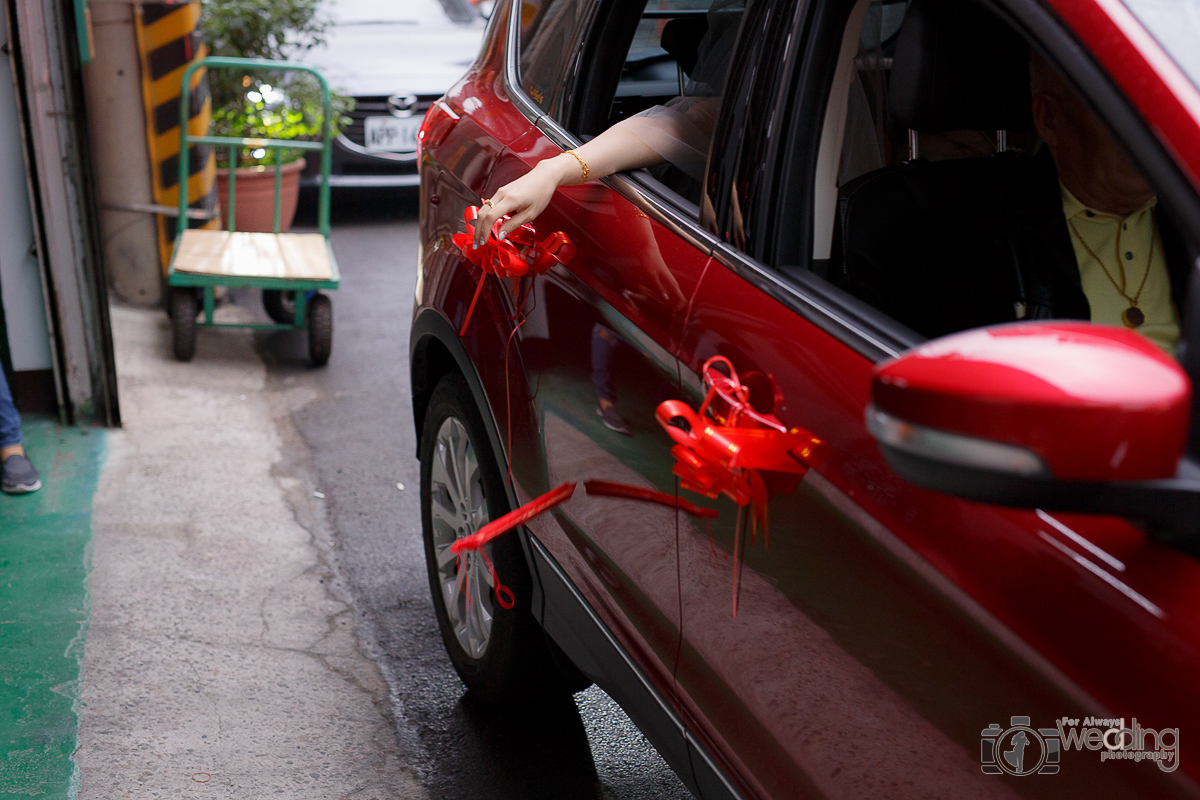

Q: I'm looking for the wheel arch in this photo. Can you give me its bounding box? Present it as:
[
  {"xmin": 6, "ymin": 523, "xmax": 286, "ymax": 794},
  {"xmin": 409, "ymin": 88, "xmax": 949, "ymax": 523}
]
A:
[{"xmin": 410, "ymin": 308, "xmax": 516, "ymax": 510}]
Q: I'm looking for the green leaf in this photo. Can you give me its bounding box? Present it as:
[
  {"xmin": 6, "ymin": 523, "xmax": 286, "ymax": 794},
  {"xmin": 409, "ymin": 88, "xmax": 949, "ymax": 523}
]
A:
[{"xmin": 201, "ymin": 0, "xmax": 356, "ymax": 169}]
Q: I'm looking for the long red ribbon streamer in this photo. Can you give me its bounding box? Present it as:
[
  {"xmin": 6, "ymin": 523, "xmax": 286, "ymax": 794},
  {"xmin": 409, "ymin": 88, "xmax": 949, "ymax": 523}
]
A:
[
  {"xmin": 450, "ymin": 482, "xmax": 576, "ymax": 611},
  {"xmin": 583, "ymin": 480, "xmax": 718, "ymax": 519},
  {"xmin": 451, "ymin": 482, "xmax": 576, "ymax": 555}
]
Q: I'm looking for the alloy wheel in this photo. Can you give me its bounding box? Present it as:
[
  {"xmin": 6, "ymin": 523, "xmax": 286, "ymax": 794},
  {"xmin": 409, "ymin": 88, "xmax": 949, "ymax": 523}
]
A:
[{"xmin": 429, "ymin": 416, "xmax": 494, "ymax": 659}]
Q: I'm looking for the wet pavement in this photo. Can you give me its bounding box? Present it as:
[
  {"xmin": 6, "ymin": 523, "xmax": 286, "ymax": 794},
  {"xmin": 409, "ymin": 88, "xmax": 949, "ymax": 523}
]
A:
[{"xmin": 252, "ymin": 189, "xmax": 693, "ymax": 800}]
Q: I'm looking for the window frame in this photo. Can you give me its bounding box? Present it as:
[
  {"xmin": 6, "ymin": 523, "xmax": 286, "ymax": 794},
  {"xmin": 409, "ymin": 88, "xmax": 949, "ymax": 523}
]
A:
[
  {"xmin": 503, "ymin": 0, "xmax": 746, "ymax": 249},
  {"xmin": 513, "ymin": 0, "xmax": 598, "ymax": 123},
  {"xmin": 700, "ymin": 0, "xmax": 801, "ymax": 248},
  {"xmin": 702, "ymin": 0, "xmax": 921, "ymax": 361}
]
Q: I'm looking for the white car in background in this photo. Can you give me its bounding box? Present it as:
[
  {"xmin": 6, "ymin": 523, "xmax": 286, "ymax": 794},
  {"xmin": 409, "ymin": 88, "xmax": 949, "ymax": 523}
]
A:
[{"xmin": 303, "ymin": 0, "xmax": 485, "ymax": 187}]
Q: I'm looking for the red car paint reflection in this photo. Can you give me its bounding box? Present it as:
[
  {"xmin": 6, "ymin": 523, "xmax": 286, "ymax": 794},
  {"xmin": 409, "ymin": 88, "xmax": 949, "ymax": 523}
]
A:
[{"xmin": 412, "ymin": 0, "xmax": 1200, "ymax": 795}]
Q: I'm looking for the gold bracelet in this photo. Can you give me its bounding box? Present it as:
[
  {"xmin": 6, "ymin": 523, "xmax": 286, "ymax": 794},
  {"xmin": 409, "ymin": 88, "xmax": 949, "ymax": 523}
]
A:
[{"xmin": 565, "ymin": 149, "xmax": 589, "ymax": 183}]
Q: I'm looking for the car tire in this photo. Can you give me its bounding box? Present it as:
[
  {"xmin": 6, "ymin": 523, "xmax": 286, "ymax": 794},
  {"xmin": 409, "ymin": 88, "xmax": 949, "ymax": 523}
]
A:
[
  {"xmin": 420, "ymin": 372, "xmax": 588, "ymax": 703},
  {"xmin": 263, "ymin": 289, "xmax": 296, "ymax": 324},
  {"xmin": 170, "ymin": 288, "xmax": 198, "ymax": 362}
]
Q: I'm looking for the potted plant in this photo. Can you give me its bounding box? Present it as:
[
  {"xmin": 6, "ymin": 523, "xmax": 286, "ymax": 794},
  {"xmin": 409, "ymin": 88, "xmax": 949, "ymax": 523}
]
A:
[{"xmin": 200, "ymin": 0, "xmax": 352, "ymax": 233}]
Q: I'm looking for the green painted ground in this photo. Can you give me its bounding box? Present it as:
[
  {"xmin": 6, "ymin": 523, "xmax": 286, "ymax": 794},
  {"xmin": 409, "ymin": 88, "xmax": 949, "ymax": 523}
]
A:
[{"xmin": 0, "ymin": 419, "xmax": 104, "ymax": 799}]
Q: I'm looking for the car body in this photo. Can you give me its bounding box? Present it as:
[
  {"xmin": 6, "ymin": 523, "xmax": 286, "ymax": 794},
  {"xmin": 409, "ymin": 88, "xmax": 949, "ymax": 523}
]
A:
[
  {"xmin": 300, "ymin": 0, "xmax": 485, "ymax": 188},
  {"xmin": 411, "ymin": 0, "xmax": 1200, "ymax": 796}
]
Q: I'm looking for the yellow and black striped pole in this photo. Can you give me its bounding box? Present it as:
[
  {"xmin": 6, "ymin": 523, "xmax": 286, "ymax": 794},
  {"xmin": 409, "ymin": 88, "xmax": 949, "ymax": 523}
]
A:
[{"xmin": 133, "ymin": 2, "xmax": 218, "ymax": 273}]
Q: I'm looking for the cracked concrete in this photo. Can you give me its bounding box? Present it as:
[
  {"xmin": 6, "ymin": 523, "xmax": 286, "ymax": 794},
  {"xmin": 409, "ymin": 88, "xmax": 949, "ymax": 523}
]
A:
[{"xmin": 75, "ymin": 303, "xmax": 427, "ymax": 799}]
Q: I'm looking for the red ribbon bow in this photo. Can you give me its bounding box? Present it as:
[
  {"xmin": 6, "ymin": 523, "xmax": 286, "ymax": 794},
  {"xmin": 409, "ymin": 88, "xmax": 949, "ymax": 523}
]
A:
[
  {"xmin": 656, "ymin": 356, "xmax": 828, "ymax": 508},
  {"xmin": 451, "ymin": 206, "xmax": 576, "ymax": 335},
  {"xmin": 656, "ymin": 356, "xmax": 829, "ymax": 615}
]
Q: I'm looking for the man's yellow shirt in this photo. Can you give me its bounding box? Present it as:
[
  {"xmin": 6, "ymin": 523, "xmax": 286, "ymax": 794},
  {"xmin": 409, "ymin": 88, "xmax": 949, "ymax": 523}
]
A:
[{"xmin": 1061, "ymin": 183, "xmax": 1179, "ymax": 355}]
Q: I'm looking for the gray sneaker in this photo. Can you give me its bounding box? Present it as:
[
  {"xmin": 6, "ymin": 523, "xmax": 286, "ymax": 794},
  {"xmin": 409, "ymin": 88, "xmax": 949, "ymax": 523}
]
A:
[
  {"xmin": 596, "ymin": 403, "xmax": 632, "ymax": 436},
  {"xmin": 1, "ymin": 454, "xmax": 41, "ymax": 494}
]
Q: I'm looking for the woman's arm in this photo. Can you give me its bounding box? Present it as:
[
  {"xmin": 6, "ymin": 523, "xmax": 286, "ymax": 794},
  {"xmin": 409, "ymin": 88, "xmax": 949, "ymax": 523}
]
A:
[{"xmin": 472, "ymin": 117, "xmax": 670, "ymax": 247}]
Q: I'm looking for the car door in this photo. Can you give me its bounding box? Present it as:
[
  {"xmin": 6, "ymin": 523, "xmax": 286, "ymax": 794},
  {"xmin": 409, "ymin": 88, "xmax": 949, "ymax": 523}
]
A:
[
  {"xmin": 489, "ymin": 0, "xmax": 718, "ymax": 714},
  {"xmin": 673, "ymin": 0, "xmax": 1200, "ymax": 798}
]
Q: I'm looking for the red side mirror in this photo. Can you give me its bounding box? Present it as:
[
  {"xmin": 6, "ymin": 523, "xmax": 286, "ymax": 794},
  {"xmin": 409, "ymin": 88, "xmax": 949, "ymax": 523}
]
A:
[
  {"xmin": 866, "ymin": 323, "xmax": 1199, "ymax": 544},
  {"xmin": 871, "ymin": 322, "xmax": 1189, "ymax": 481}
]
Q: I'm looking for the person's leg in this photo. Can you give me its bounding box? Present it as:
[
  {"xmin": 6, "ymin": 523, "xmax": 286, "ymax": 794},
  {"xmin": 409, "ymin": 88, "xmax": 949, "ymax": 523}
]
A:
[
  {"xmin": 590, "ymin": 323, "xmax": 618, "ymax": 405},
  {"xmin": 0, "ymin": 370, "xmax": 38, "ymax": 493},
  {"xmin": 0, "ymin": 368, "xmax": 22, "ymax": 455},
  {"xmin": 591, "ymin": 324, "xmax": 631, "ymax": 435}
]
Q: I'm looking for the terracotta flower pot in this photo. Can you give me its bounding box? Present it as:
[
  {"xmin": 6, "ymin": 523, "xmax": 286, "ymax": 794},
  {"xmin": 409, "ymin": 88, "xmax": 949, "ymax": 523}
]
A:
[{"xmin": 215, "ymin": 157, "xmax": 306, "ymax": 233}]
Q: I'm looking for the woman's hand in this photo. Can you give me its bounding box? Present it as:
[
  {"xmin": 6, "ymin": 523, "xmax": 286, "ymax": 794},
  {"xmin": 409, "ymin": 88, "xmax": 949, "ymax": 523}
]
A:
[
  {"xmin": 473, "ymin": 156, "xmax": 575, "ymax": 248},
  {"xmin": 472, "ymin": 121, "xmax": 671, "ymax": 248}
]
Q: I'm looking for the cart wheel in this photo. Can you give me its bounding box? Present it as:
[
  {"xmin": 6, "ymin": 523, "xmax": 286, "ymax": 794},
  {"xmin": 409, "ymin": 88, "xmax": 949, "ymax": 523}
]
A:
[
  {"xmin": 262, "ymin": 289, "xmax": 296, "ymax": 324},
  {"xmin": 171, "ymin": 288, "xmax": 199, "ymax": 362},
  {"xmin": 308, "ymin": 293, "xmax": 333, "ymax": 366}
]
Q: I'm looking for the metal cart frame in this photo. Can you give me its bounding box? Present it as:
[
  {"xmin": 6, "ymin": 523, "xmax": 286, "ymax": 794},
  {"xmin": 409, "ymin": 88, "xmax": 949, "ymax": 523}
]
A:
[{"xmin": 166, "ymin": 56, "xmax": 340, "ymax": 364}]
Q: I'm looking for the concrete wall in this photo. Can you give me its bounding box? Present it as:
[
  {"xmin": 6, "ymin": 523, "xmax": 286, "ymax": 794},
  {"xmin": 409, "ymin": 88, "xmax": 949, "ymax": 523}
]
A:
[
  {"xmin": 0, "ymin": 5, "xmax": 53, "ymax": 373},
  {"xmin": 83, "ymin": 1, "xmax": 161, "ymax": 307}
]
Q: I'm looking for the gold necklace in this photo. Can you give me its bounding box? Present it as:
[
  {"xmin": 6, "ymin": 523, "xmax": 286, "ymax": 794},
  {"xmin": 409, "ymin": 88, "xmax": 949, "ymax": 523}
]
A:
[{"xmin": 1068, "ymin": 212, "xmax": 1154, "ymax": 328}]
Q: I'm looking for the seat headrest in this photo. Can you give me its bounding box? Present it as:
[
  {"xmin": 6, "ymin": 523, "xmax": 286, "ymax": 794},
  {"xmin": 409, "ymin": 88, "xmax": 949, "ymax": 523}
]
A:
[
  {"xmin": 661, "ymin": 16, "xmax": 708, "ymax": 77},
  {"xmin": 889, "ymin": 0, "xmax": 1032, "ymax": 133}
]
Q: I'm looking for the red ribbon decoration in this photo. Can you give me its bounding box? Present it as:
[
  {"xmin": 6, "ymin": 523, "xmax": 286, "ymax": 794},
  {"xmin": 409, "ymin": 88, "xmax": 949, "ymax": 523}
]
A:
[
  {"xmin": 450, "ymin": 482, "xmax": 576, "ymax": 609},
  {"xmin": 451, "ymin": 484, "xmax": 578, "ymax": 609},
  {"xmin": 583, "ymin": 480, "xmax": 719, "ymax": 519},
  {"xmin": 656, "ymin": 356, "xmax": 829, "ymax": 616},
  {"xmin": 451, "ymin": 206, "xmax": 576, "ymax": 336},
  {"xmin": 451, "ymin": 482, "xmax": 576, "ymax": 555}
]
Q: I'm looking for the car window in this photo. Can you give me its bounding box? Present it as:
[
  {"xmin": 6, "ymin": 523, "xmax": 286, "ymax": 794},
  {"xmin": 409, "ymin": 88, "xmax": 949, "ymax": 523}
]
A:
[
  {"xmin": 517, "ymin": 0, "xmax": 597, "ymax": 120},
  {"xmin": 765, "ymin": 0, "xmax": 1194, "ymax": 363},
  {"xmin": 702, "ymin": 0, "xmax": 798, "ymax": 250},
  {"xmin": 565, "ymin": 0, "xmax": 747, "ymax": 209},
  {"xmin": 609, "ymin": 0, "xmax": 732, "ymax": 125}
]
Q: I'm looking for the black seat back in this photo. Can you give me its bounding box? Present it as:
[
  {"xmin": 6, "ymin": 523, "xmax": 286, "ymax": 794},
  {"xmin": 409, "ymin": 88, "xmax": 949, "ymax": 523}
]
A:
[
  {"xmin": 833, "ymin": 0, "xmax": 1037, "ymax": 337},
  {"xmin": 660, "ymin": 16, "xmax": 709, "ymax": 77},
  {"xmin": 889, "ymin": 0, "xmax": 1031, "ymax": 133},
  {"xmin": 835, "ymin": 154, "xmax": 1031, "ymax": 338}
]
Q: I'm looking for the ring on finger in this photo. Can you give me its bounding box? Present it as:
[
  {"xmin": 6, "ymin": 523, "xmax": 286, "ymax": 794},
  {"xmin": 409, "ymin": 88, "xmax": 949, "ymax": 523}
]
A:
[{"xmin": 483, "ymin": 198, "xmax": 494, "ymax": 208}]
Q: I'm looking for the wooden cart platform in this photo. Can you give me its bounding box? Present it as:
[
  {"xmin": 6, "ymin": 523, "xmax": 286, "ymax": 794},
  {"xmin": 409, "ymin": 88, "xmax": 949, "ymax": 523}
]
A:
[{"xmin": 172, "ymin": 230, "xmax": 336, "ymax": 283}]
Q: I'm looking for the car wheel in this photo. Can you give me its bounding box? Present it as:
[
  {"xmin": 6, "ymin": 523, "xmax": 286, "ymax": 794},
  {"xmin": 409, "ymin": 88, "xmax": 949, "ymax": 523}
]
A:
[{"xmin": 420, "ymin": 372, "xmax": 587, "ymax": 703}]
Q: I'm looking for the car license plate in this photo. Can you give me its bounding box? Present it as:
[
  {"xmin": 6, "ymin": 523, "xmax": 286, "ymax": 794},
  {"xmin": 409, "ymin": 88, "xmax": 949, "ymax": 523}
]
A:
[{"xmin": 363, "ymin": 116, "xmax": 422, "ymax": 152}]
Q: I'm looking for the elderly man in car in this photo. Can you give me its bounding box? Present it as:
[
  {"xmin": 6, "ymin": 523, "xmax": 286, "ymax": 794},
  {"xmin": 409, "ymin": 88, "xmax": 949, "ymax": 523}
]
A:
[{"xmin": 1029, "ymin": 54, "xmax": 1185, "ymax": 355}]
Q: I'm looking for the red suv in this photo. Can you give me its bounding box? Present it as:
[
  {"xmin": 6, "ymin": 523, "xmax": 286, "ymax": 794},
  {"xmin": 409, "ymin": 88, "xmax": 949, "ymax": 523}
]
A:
[{"xmin": 411, "ymin": 0, "xmax": 1200, "ymax": 796}]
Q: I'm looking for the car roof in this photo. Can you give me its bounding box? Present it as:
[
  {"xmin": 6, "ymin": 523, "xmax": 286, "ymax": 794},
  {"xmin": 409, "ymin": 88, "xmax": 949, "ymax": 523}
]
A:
[{"xmin": 1048, "ymin": 0, "xmax": 1200, "ymax": 188}]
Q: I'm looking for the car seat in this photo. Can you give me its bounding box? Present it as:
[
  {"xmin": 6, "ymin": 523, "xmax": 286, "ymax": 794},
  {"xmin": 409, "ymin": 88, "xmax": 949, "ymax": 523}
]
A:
[
  {"xmin": 660, "ymin": 16, "xmax": 709, "ymax": 79},
  {"xmin": 831, "ymin": 0, "xmax": 1043, "ymax": 339}
]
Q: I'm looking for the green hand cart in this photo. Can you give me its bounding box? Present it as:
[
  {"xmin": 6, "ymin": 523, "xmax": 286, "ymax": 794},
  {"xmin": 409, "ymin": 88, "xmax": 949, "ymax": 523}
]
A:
[{"xmin": 167, "ymin": 56, "xmax": 339, "ymax": 365}]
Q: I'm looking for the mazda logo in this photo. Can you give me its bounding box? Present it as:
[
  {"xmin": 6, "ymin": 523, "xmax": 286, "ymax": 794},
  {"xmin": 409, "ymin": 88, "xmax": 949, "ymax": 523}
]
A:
[{"xmin": 388, "ymin": 94, "xmax": 419, "ymax": 117}]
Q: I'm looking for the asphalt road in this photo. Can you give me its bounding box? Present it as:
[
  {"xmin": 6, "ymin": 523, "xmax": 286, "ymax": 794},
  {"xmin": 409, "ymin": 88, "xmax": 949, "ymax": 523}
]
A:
[{"xmin": 249, "ymin": 189, "xmax": 694, "ymax": 800}]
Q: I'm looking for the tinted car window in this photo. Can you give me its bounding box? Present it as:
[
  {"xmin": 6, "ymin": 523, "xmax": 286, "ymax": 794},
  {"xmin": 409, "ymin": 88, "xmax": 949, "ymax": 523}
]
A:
[
  {"xmin": 767, "ymin": 0, "xmax": 1192, "ymax": 362},
  {"xmin": 703, "ymin": 0, "xmax": 798, "ymax": 250},
  {"xmin": 566, "ymin": 0, "xmax": 746, "ymax": 208},
  {"xmin": 518, "ymin": 0, "xmax": 596, "ymax": 120}
]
